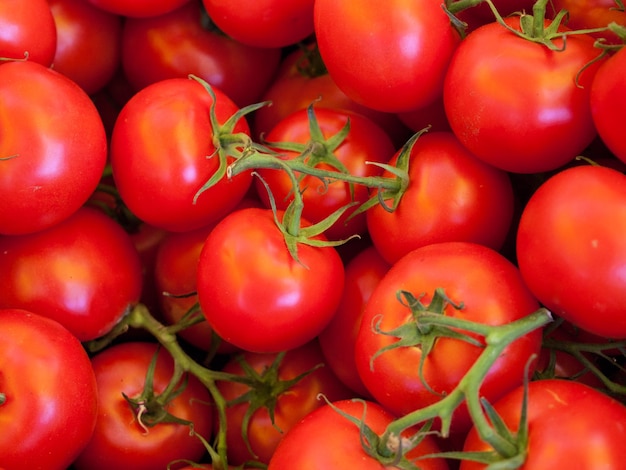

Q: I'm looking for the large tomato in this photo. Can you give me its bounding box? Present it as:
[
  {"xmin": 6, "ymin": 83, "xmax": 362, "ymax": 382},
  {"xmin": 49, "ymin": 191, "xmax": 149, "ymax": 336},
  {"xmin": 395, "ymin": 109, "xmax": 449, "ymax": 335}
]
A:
[
  {"xmin": 366, "ymin": 132, "xmax": 515, "ymax": 265},
  {"xmin": 196, "ymin": 207, "xmax": 345, "ymax": 353},
  {"xmin": 355, "ymin": 242, "xmax": 543, "ymax": 433},
  {"xmin": 120, "ymin": 2, "xmax": 282, "ymax": 107},
  {"xmin": 0, "ymin": 206, "xmax": 143, "ymax": 341},
  {"xmin": 516, "ymin": 165, "xmax": 626, "ymax": 338},
  {"xmin": 268, "ymin": 399, "xmax": 449, "ymax": 469},
  {"xmin": 443, "ymin": 16, "xmax": 605, "ymax": 173},
  {"xmin": 460, "ymin": 379, "xmax": 626, "ymax": 468},
  {"xmin": 0, "ymin": 308, "xmax": 98, "ymax": 470},
  {"xmin": 110, "ymin": 77, "xmax": 253, "ymax": 232},
  {"xmin": 314, "ymin": 0, "xmax": 461, "ymax": 112},
  {"xmin": 0, "ymin": 60, "xmax": 107, "ymax": 235},
  {"xmin": 73, "ymin": 342, "xmax": 214, "ymax": 470}
]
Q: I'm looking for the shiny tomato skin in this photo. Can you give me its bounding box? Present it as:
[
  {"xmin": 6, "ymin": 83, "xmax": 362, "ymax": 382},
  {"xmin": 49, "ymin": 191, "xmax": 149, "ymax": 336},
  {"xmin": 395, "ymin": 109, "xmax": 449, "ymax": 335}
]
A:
[
  {"xmin": 256, "ymin": 107, "xmax": 396, "ymax": 241},
  {"xmin": 516, "ymin": 165, "xmax": 626, "ymax": 338},
  {"xmin": 355, "ymin": 242, "xmax": 542, "ymax": 433},
  {"xmin": 268, "ymin": 399, "xmax": 449, "ymax": 470},
  {"xmin": 85, "ymin": 0, "xmax": 191, "ymax": 18},
  {"xmin": 73, "ymin": 342, "xmax": 213, "ymax": 470},
  {"xmin": 0, "ymin": 308, "xmax": 98, "ymax": 470},
  {"xmin": 196, "ymin": 207, "xmax": 345, "ymax": 353},
  {"xmin": 0, "ymin": 207, "xmax": 143, "ymax": 341},
  {"xmin": 366, "ymin": 132, "xmax": 515, "ymax": 265},
  {"xmin": 48, "ymin": 0, "xmax": 123, "ymax": 95},
  {"xmin": 217, "ymin": 340, "xmax": 353, "ymax": 465},
  {"xmin": 314, "ymin": 0, "xmax": 461, "ymax": 112},
  {"xmin": 444, "ymin": 17, "xmax": 604, "ymax": 173},
  {"xmin": 0, "ymin": 60, "xmax": 107, "ymax": 235},
  {"xmin": 110, "ymin": 77, "xmax": 252, "ymax": 233},
  {"xmin": 318, "ymin": 245, "xmax": 390, "ymax": 397},
  {"xmin": 0, "ymin": 0, "xmax": 57, "ymax": 65},
  {"xmin": 120, "ymin": 2, "xmax": 282, "ymax": 108},
  {"xmin": 461, "ymin": 379, "xmax": 626, "ymax": 469},
  {"xmin": 590, "ymin": 46, "xmax": 626, "ymax": 164}
]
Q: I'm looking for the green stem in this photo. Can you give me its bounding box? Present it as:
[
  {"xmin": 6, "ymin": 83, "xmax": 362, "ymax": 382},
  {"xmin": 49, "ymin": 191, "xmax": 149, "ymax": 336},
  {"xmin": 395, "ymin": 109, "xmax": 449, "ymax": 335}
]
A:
[{"xmin": 445, "ymin": 0, "xmax": 488, "ymax": 15}]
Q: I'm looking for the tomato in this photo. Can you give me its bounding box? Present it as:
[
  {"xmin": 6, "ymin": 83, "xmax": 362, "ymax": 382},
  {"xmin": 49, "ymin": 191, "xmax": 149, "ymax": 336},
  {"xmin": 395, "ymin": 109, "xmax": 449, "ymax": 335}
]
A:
[
  {"xmin": 256, "ymin": 106, "xmax": 396, "ymax": 241},
  {"xmin": 454, "ymin": 0, "xmax": 536, "ymax": 33},
  {"xmin": 216, "ymin": 340, "xmax": 353, "ymax": 465},
  {"xmin": 48, "ymin": 0, "xmax": 123, "ymax": 95},
  {"xmin": 590, "ymin": 45, "xmax": 626, "ymax": 165},
  {"xmin": 120, "ymin": 2, "xmax": 282, "ymax": 108},
  {"xmin": 355, "ymin": 242, "xmax": 542, "ymax": 433},
  {"xmin": 516, "ymin": 165, "xmax": 626, "ymax": 339},
  {"xmin": 0, "ymin": 60, "xmax": 107, "ymax": 235},
  {"xmin": 444, "ymin": 16, "xmax": 605, "ymax": 173},
  {"xmin": 318, "ymin": 245, "xmax": 390, "ymax": 397},
  {"xmin": 314, "ymin": 0, "xmax": 461, "ymax": 112},
  {"xmin": 0, "ymin": 308, "xmax": 98, "ymax": 470},
  {"xmin": 202, "ymin": 0, "xmax": 315, "ymax": 48},
  {"xmin": 86, "ymin": 0, "xmax": 191, "ymax": 18},
  {"xmin": 366, "ymin": 132, "xmax": 515, "ymax": 265},
  {"xmin": 548, "ymin": 0, "xmax": 626, "ymax": 44},
  {"xmin": 0, "ymin": 0, "xmax": 56, "ymax": 65},
  {"xmin": 268, "ymin": 399, "xmax": 449, "ymax": 469},
  {"xmin": 396, "ymin": 97, "xmax": 451, "ymax": 134},
  {"xmin": 196, "ymin": 207, "xmax": 345, "ymax": 353},
  {"xmin": 110, "ymin": 77, "xmax": 253, "ymax": 233},
  {"xmin": 460, "ymin": 379, "xmax": 626, "ymax": 469},
  {"xmin": 0, "ymin": 206, "xmax": 143, "ymax": 341},
  {"xmin": 73, "ymin": 342, "xmax": 213, "ymax": 470}
]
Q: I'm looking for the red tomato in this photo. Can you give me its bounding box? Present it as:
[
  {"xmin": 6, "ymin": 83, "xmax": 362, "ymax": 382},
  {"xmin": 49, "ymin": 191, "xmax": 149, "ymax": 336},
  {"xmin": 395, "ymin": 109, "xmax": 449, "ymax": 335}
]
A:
[
  {"xmin": 548, "ymin": 0, "xmax": 626, "ymax": 44},
  {"xmin": 0, "ymin": 0, "xmax": 57, "ymax": 65},
  {"xmin": 268, "ymin": 399, "xmax": 449, "ymax": 469},
  {"xmin": 318, "ymin": 245, "xmax": 390, "ymax": 397},
  {"xmin": 591, "ymin": 45, "xmax": 626, "ymax": 164},
  {"xmin": 355, "ymin": 242, "xmax": 542, "ymax": 433},
  {"xmin": 216, "ymin": 340, "xmax": 353, "ymax": 465},
  {"xmin": 73, "ymin": 342, "xmax": 213, "ymax": 470},
  {"xmin": 120, "ymin": 2, "xmax": 282, "ymax": 108},
  {"xmin": 0, "ymin": 206, "xmax": 143, "ymax": 341},
  {"xmin": 366, "ymin": 132, "xmax": 515, "ymax": 265},
  {"xmin": 0, "ymin": 309, "xmax": 98, "ymax": 470},
  {"xmin": 461, "ymin": 379, "xmax": 626, "ymax": 468},
  {"xmin": 0, "ymin": 60, "xmax": 107, "ymax": 235},
  {"xmin": 196, "ymin": 207, "xmax": 345, "ymax": 353},
  {"xmin": 256, "ymin": 106, "xmax": 396, "ymax": 240},
  {"xmin": 314, "ymin": 0, "xmax": 461, "ymax": 112},
  {"xmin": 516, "ymin": 165, "xmax": 626, "ymax": 338},
  {"xmin": 86, "ymin": 0, "xmax": 191, "ymax": 18},
  {"xmin": 202, "ymin": 0, "xmax": 315, "ymax": 48},
  {"xmin": 48, "ymin": 0, "xmax": 123, "ymax": 95},
  {"xmin": 444, "ymin": 17, "xmax": 605, "ymax": 173},
  {"xmin": 110, "ymin": 77, "xmax": 253, "ymax": 233}
]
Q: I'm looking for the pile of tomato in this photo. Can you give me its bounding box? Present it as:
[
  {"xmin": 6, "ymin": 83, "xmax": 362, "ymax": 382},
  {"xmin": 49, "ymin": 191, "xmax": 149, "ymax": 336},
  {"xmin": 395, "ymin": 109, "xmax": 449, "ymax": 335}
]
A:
[{"xmin": 2, "ymin": 0, "xmax": 626, "ymax": 469}]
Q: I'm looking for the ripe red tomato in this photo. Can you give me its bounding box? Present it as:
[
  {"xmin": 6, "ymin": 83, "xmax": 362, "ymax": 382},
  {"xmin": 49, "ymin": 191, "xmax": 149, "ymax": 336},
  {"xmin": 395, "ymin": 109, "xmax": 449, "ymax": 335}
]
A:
[
  {"xmin": 460, "ymin": 379, "xmax": 626, "ymax": 469},
  {"xmin": 548, "ymin": 0, "xmax": 626, "ymax": 44},
  {"xmin": 0, "ymin": 206, "xmax": 143, "ymax": 341},
  {"xmin": 120, "ymin": 2, "xmax": 282, "ymax": 107},
  {"xmin": 202, "ymin": 0, "xmax": 315, "ymax": 48},
  {"xmin": 48, "ymin": 0, "xmax": 123, "ymax": 95},
  {"xmin": 0, "ymin": 60, "xmax": 107, "ymax": 235},
  {"xmin": 366, "ymin": 132, "xmax": 515, "ymax": 265},
  {"xmin": 516, "ymin": 165, "xmax": 626, "ymax": 338},
  {"xmin": 590, "ymin": 45, "xmax": 626, "ymax": 164},
  {"xmin": 444, "ymin": 17, "xmax": 605, "ymax": 173},
  {"xmin": 355, "ymin": 242, "xmax": 542, "ymax": 433},
  {"xmin": 268, "ymin": 399, "xmax": 449, "ymax": 469},
  {"xmin": 197, "ymin": 207, "xmax": 345, "ymax": 353},
  {"xmin": 0, "ymin": 0, "xmax": 57, "ymax": 65},
  {"xmin": 86, "ymin": 0, "xmax": 191, "ymax": 18},
  {"xmin": 314, "ymin": 0, "xmax": 461, "ymax": 112},
  {"xmin": 256, "ymin": 106, "xmax": 396, "ymax": 241},
  {"xmin": 0, "ymin": 308, "xmax": 98, "ymax": 470},
  {"xmin": 216, "ymin": 340, "xmax": 353, "ymax": 465},
  {"xmin": 73, "ymin": 342, "xmax": 214, "ymax": 470},
  {"xmin": 110, "ymin": 77, "xmax": 253, "ymax": 233}
]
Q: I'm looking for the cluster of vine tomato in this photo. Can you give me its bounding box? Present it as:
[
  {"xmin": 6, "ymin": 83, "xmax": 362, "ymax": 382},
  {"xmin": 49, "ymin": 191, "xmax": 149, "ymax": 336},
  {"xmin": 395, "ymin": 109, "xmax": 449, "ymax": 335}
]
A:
[{"xmin": 2, "ymin": 0, "xmax": 626, "ymax": 469}]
